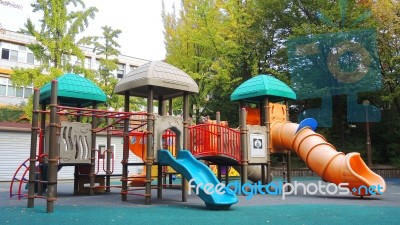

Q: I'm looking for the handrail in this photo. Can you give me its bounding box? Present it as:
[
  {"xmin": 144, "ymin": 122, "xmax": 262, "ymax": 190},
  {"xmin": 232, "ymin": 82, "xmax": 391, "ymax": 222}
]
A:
[
  {"xmin": 188, "ymin": 124, "xmax": 241, "ymax": 162},
  {"xmin": 10, "ymin": 158, "xmax": 29, "ymax": 198},
  {"xmin": 102, "ymin": 150, "xmax": 115, "ymax": 174},
  {"xmin": 10, "ymin": 154, "xmax": 49, "ymax": 200}
]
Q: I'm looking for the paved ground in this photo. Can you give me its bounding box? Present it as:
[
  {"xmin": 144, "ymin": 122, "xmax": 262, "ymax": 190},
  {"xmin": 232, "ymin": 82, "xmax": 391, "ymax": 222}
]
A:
[{"xmin": 1, "ymin": 177, "xmax": 400, "ymax": 224}]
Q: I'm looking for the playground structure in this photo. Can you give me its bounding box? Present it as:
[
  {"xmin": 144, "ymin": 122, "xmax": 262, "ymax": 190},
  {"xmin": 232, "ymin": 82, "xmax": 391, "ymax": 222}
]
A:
[{"xmin": 11, "ymin": 61, "xmax": 386, "ymax": 213}]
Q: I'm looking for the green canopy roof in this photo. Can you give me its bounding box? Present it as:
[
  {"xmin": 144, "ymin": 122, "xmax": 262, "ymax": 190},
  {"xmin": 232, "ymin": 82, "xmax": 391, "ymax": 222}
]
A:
[
  {"xmin": 230, "ymin": 74, "xmax": 296, "ymax": 102},
  {"xmin": 40, "ymin": 73, "xmax": 106, "ymax": 107}
]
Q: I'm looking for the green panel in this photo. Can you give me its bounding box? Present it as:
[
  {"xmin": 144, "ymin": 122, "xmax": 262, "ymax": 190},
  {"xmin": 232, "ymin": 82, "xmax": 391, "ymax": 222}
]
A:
[
  {"xmin": 230, "ymin": 75, "xmax": 296, "ymax": 102},
  {"xmin": 40, "ymin": 73, "xmax": 106, "ymax": 106}
]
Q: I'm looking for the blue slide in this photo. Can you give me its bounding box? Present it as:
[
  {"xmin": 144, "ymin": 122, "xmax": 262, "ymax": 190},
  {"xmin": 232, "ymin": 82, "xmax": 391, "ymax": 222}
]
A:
[{"xmin": 158, "ymin": 150, "xmax": 238, "ymax": 210}]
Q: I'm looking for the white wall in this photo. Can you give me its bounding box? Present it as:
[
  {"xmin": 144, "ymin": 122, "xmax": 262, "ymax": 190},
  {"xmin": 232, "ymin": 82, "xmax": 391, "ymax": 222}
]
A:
[
  {"xmin": 0, "ymin": 130, "xmax": 31, "ymax": 181},
  {"xmin": 0, "ymin": 129, "xmax": 141, "ymax": 182}
]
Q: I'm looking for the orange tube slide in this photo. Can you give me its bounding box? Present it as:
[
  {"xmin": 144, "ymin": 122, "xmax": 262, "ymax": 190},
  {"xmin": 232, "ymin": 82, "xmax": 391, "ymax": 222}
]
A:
[{"xmin": 271, "ymin": 122, "xmax": 386, "ymax": 196}]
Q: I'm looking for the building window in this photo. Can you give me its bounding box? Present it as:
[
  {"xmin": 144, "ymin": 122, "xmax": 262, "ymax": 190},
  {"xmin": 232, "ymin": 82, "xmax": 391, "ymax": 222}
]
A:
[
  {"xmin": 84, "ymin": 56, "xmax": 91, "ymax": 69},
  {"xmin": 130, "ymin": 65, "xmax": 137, "ymax": 72},
  {"xmin": 117, "ymin": 63, "xmax": 125, "ymax": 78},
  {"xmin": 0, "ymin": 77, "xmax": 33, "ymax": 98},
  {"xmin": 94, "ymin": 58, "xmax": 100, "ymax": 69},
  {"xmin": 0, "ymin": 77, "xmax": 6, "ymax": 95},
  {"xmin": 24, "ymin": 87, "xmax": 32, "ymax": 97},
  {"xmin": 16, "ymin": 87, "xmax": 24, "ymax": 97},
  {"xmin": 0, "ymin": 41, "xmax": 35, "ymax": 64},
  {"xmin": 7, "ymin": 79, "xmax": 15, "ymax": 97},
  {"xmin": 10, "ymin": 50, "xmax": 18, "ymax": 61},
  {"xmin": 1, "ymin": 48, "xmax": 9, "ymax": 59},
  {"xmin": 69, "ymin": 55, "xmax": 79, "ymax": 66},
  {"xmin": 18, "ymin": 51, "xmax": 26, "ymax": 63},
  {"xmin": 27, "ymin": 53, "xmax": 34, "ymax": 64}
]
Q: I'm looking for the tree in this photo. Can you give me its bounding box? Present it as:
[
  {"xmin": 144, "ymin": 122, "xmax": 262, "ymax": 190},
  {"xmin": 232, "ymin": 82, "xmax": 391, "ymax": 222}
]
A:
[
  {"xmin": 80, "ymin": 26, "xmax": 121, "ymax": 83},
  {"xmin": 11, "ymin": 0, "xmax": 98, "ymax": 89},
  {"xmin": 79, "ymin": 26, "xmax": 145, "ymax": 111},
  {"xmin": 162, "ymin": 0, "xmax": 263, "ymax": 124},
  {"xmin": 286, "ymin": 0, "xmax": 377, "ymax": 145},
  {"xmin": 79, "ymin": 26, "xmax": 121, "ymax": 109},
  {"xmin": 370, "ymin": 0, "xmax": 400, "ymax": 114}
]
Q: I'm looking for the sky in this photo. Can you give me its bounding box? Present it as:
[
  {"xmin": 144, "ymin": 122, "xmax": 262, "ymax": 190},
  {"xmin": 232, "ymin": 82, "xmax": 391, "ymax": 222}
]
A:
[{"xmin": 0, "ymin": 0, "xmax": 180, "ymax": 61}]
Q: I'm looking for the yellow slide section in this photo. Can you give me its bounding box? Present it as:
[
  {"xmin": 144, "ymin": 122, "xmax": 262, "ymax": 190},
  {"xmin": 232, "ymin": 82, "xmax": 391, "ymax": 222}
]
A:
[{"xmin": 271, "ymin": 121, "xmax": 386, "ymax": 196}]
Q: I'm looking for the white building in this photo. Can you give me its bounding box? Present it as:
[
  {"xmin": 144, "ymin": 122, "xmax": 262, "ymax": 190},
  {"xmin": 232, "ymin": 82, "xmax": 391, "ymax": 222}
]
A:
[
  {"xmin": 0, "ymin": 30, "xmax": 149, "ymax": 182},
  {"xmin": 0, "ymin": 29, "xmax": 150, "ymax": 106}
]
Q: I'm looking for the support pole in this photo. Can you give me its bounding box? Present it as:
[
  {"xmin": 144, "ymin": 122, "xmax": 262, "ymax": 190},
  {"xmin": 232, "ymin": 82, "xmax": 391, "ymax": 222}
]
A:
[
  {"xmin": 163, "ymin": 99, "xmax": 173, "ymax": 187},
  {"xmin": 264, "ymin": 98, "xmax": 272, "ymax": 183},
  {"xmin": 225, "ymin": 166, "xmax": 230, "ymax": 184},
  {"xmin": 259, "ymin": 100, "xmax": 267, "ymax": 185},
  {"xmin": 238, "ymin": 102, "xmax": 243, "ymax": 184},
  {"xmin": 217, "ymin": 165, "xmax": 222, "ymax": 182},
  {"xmin": 181, "ymin": 92, "xmax": 189, "ymax": 202},
  {"xmin": 259, "ymin": 100, "xmax": 264, "ymax": 126},
  {"xmin": 74, "ymin": 105, "xmax": 82, "ymax": 195},
  {"xmin": 261, "ymin": 165, "xmax": 266, "ymax": 185},
  {"xmin": 89, "ymin": 103, "xmax": 97, "ymax": 196},
  {"xmin": 240, "ymin": 108, "xmax": 248, "ymax": 187},
  {"xmin": 216, "ymin": 112, "xmax": 222, "ymax": 181},
  {"xmin": 46, "ymin": 80, "xmax": 59, "ymax": 213},
  {"xmin": 122, "ymin": 92, "xmax": 130, "ymax": 201},
  {"xmin": 145, "ymin": 86, "xmax": 154, "ymax": 205},
  {"xmin": 285, "ymin": 101, "xmax": 291, "ymax": 184},
  {"xmin": 38, "ymin": 103, "xmax": 46, "ymax": 196},
  {"xmin": 282, "ymin": 155, "xmax": 287, "ymax": 184},
  {"xmin": 27, "ymin": 89, "xmax": 39, "ymax": 208},
  {"xmin": 157, "ymin": 96, "xmax": 164, "ymax": 199},
  {"xmin": 216, "ymin": 111, "xmax": 221, "ymax": 151},
  {"xmin": 168, "ymin": 99, "xmax": 173, "ymax": 115},
  {"xmin": 106, "ymin": 117, "xmax": 112, "ymax": 192}
]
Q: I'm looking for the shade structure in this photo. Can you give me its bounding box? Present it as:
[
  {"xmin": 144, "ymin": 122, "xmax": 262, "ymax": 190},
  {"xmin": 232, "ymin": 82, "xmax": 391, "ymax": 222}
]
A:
[
  {"xmin": 40, "ymin": 73, "xmax": 106, "ymax": 107},
  {"xmin": 230, "ymin": 74, "xmax": 296, "ymax": 102},
  {"xmin": 114, "ymin": 61, "xmax": 199, "ymax": 99}
]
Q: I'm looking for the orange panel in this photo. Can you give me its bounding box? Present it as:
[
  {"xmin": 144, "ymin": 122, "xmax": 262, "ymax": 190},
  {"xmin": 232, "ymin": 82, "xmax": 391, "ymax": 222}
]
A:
[
  {"xmin": 268, "ymin": 103, "xmax": 287, "ymax": 123},
  {"xmin": 129, "ymin": 132, "xmax": 146, "ymax": 159},
  {"xmin": 245, "ymin": 107, "xmax": 260, "ymax": 125}
]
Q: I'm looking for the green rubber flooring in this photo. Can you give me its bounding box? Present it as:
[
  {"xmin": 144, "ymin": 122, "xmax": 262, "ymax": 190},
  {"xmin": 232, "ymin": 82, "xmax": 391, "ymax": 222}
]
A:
[
  {"xmin": 1, "ymin": 204, "xmax": 398, "ymax": 225},
  {"xmin": 2, "ymin": 177, "xmax": 400, "ymax": 224}
]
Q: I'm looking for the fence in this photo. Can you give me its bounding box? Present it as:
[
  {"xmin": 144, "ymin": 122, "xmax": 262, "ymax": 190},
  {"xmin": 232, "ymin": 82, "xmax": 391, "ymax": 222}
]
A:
[{"xmin": 271, "ymin": 168, "xmax": 400, "ymax": 178}]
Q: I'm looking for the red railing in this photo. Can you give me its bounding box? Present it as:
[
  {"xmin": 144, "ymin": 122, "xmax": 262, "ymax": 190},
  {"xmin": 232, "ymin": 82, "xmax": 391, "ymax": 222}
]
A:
[
  {"xmin": 188, "ymin": 124, "xmax": 241, "ymax": 162},
  {"xmin": 162, "ymin": 130, "xmax": 176, "ymax": 156}
]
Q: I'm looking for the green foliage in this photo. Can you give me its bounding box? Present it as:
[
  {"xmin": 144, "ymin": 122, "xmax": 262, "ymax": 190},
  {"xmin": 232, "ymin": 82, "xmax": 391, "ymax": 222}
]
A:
[
  {"xmin": 162, "ymin": 0, "xmax": 265, "ymax": 120},
  {"xmin": 0, "ymin": 105, "xmax": 25, "ymax": 122},
  {"xmin": 12, "ymin": 67, "xmax": 62, "ymax": 90},
  {"xmin": 9, "ymin": 0, "xmax": 99, "ymax": 118},
  {"xmin": 371, "ymin": 0, "xmax": 400, "ymax": 114},
  {"xmin": 18, "ymin": 0, "xmax": 97, "ymax": 74},
  {"xmin": 163, "ymin": 0, "xmax": 400, "ymax": 165},
  {"xmin": 374, "ymin": 114, "xmax": 400, "ymax": 167},
  {"xmin": 79, "ymin": 26, "xmax": 121, "ymax": 84},
  {"xmin": 79, "ymin": 25, "xmax": 145, "ymax": 111}
]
